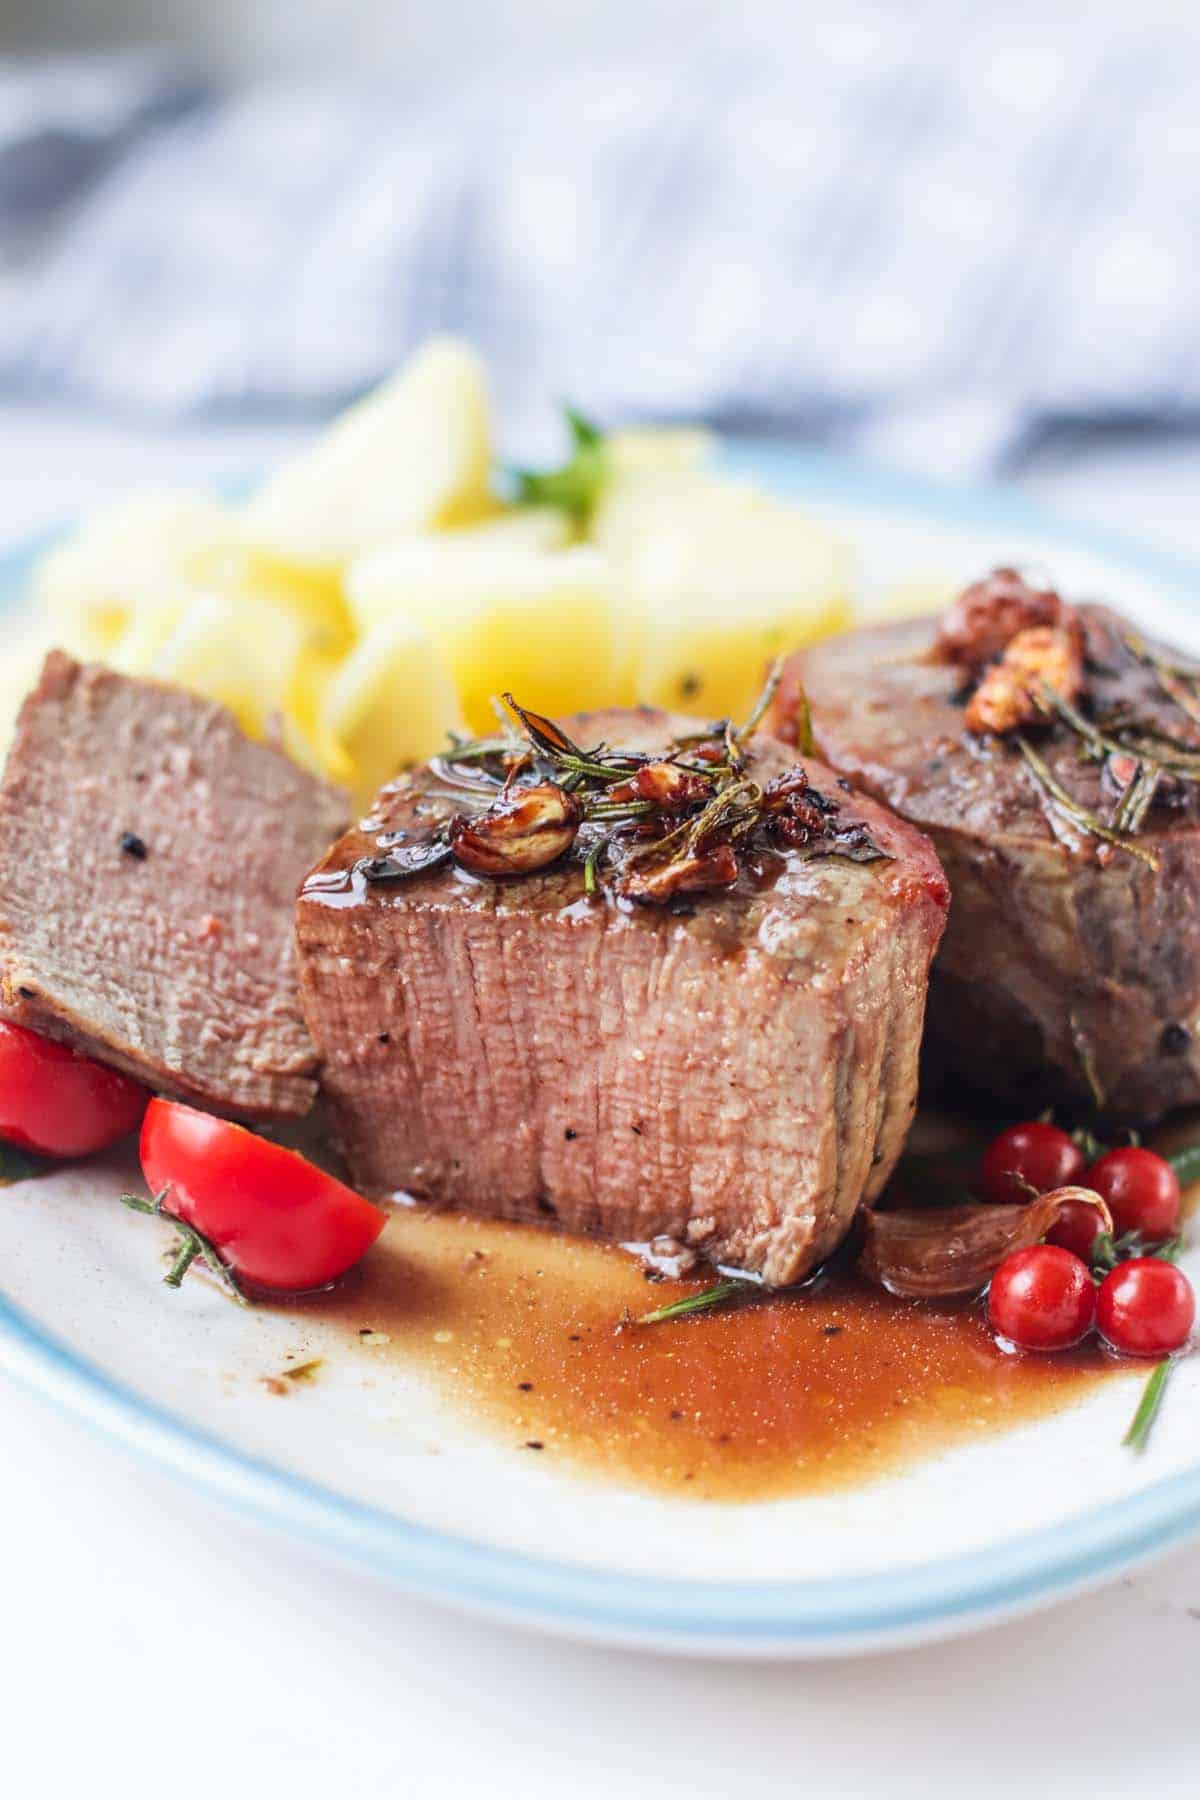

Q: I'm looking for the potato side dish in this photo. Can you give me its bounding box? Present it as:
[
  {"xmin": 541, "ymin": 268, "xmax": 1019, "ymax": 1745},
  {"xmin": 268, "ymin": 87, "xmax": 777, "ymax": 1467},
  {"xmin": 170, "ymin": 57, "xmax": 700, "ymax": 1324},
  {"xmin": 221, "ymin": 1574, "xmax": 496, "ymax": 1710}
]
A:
[{"xmin": 0, "ymin": 338, "xmax": 855, "ymax": 805}]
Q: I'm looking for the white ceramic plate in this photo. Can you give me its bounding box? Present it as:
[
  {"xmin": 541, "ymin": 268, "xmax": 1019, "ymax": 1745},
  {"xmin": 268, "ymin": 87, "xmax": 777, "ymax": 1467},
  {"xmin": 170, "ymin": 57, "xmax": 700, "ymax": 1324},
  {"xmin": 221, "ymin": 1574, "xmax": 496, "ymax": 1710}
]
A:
[{"xmin": 3, "ymin": 444, "xmax": 1200, "ymax": 1660}]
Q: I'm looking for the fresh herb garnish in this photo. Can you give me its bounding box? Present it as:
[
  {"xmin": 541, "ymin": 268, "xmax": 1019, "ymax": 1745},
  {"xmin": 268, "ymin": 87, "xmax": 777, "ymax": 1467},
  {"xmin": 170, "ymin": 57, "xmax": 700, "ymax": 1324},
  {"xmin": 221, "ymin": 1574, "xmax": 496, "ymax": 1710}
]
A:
[
  {"xmin": 121, "ymin": 1187, "xmax": 247, "ymax": 1306},
  {"xmin": 1090, "ymin": 1229, "xmax": 1181, "ymax": 1276},
  {"xmin": 1123, "ymin": 1357, "xmax": 1173, "ymax": 1452},
  {"xmin": 357, "ymin": 665, "xmax": 889, "ymax": 904},
  {"xmin": 511, "ymin": 406, "xmax": 611, "ymax": 523},
  {"xmin": 1017, "ymin": 735, "xmax": 1159, "ymax": 870},
  {"xmin": 636, "ymin": 1278, "xmax": 756, "ymax": 1324}
]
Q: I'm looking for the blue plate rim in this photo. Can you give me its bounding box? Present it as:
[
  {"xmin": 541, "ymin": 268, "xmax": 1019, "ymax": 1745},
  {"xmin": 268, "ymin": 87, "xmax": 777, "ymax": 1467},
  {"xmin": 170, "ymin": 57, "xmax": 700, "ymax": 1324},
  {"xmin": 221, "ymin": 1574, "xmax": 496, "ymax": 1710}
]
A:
[{"xmin": 3, "ymin": 440, "xmax": 1200, "ymax": 1653}]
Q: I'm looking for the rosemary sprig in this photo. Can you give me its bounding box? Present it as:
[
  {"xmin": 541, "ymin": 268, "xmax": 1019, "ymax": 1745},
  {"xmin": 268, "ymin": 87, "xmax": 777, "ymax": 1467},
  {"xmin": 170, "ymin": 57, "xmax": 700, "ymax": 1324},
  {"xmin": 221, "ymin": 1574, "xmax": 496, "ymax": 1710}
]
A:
[
  {"xmin": 637, "ymin": 1278, "xmax": 756, "ymax": 1324},
  {"xmin": 792, "ymin": 683, "xmax": 816, "ymax": 756},
  {"xmin": 1111, "ymin": 761, "xmax": 1161, "ymax": 834},
  {"xmin": 1122, "ymin": 629, "xmax": 1200, "ymax": 725},
  {"xmin": 1017, "ymin": 737, "xmax": 1159, "ymax": 870},
  {"xmin": 1039, "ymin": 681, "xmax": 1200, "ymax": 777},
  {"xmin": 1123, "ymin": 1357, "xmax": 1173, "ymax": 1453},
  {"xmin": 732, "ymin": 658, "xmax": 783, "ymax": 753},
  {"xmin": 121, "ymin": 1188, "xmax": 247, "ymax": 1306}
]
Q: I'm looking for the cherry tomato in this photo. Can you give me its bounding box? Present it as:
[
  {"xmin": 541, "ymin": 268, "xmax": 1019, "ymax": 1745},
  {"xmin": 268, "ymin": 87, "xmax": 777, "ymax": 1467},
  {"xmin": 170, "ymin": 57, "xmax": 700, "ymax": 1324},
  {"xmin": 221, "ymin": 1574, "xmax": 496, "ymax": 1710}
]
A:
[
  {"xmin": 987, "ymin": 1244, "xmax": 1096, "ymax": 1351},
  {"xmin": 980, "ymin": 1121, "xmax": 1086, "ymax": 1203},
  {"xmin": 0, "ymin": 1019, "xmax": 148, "ymax": 1157},
  {"xmin": 1086, "ymin": 1148, "xmax": 1180, "ymax": 1241},
  {"xmin": 1096, "ymin": 1258, "xmax": 1195, "ymax": 1357},
  {"xmin": 140, "ymin": 1098, "xmax": 386, "ymax": 1292},
  {"xmin": 1045, "ymin": 1195, "xmax": 1110, "ymax": 1263}
]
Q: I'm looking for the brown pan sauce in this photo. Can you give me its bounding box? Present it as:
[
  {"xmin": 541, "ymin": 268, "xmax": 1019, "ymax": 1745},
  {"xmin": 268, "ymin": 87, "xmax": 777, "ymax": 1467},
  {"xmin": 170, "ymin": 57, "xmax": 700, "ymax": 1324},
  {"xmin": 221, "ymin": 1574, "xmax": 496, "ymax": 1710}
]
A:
[{"xmin": 284, "ymin": 1165, "xmax": 1178, "ymax": 1503}]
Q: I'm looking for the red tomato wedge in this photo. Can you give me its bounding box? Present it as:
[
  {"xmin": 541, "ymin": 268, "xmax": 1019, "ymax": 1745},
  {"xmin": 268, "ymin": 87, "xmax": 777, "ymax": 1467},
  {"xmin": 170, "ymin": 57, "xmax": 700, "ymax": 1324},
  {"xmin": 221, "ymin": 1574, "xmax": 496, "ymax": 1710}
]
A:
[
  {"xmin": 0, "ymin": 1019, "xmax": 149, "ymax": 1157},
  {"xmin": 140, "ymin": 1098, "xmax": 386, "ymax": 1292}
]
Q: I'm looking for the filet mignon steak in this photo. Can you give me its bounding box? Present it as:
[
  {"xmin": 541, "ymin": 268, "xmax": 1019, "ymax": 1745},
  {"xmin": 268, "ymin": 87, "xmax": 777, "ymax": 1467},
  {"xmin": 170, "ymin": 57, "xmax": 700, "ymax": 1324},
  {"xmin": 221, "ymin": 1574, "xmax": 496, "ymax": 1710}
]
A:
[
  {"xmin": 776, "ymin": 601, "xmax": 1200, "ymax": 1121},
  {"xmin": 296, "ymin": 707, "xmax": 948, "ymax": 1285},
  {"xmin": 0, "ymin": 651, "xmax": 348, "ymax": 1119}
]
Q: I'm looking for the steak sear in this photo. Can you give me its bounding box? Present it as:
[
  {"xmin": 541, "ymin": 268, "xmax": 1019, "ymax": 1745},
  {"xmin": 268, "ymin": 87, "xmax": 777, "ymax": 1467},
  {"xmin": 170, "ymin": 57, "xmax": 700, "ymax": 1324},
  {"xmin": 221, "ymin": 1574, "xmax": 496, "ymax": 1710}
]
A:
[
  {"xmin": 775, "ymin": 603, "xmax": 1200, "ymax": 1122},
  {"xmin": 296, "ymin": 707, "xmax": 948, "ymax": 1286},
  {"xmin": 0, "ymin": 652, "xmax": 347, "ymax": 1119}
]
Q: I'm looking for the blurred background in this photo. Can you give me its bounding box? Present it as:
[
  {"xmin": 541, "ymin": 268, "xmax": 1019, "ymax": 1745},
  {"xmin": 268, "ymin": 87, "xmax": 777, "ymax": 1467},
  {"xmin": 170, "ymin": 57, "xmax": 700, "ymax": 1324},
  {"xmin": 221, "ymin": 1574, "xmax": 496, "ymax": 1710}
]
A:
[{"xmin": 0, "ymin": 0, "xmax": 1198, "ymax": 535}]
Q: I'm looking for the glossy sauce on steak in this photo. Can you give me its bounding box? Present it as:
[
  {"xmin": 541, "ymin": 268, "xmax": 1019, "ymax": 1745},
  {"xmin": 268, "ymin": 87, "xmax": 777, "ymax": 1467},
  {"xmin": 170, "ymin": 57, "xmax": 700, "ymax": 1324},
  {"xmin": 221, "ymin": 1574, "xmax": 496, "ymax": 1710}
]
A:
[
  {"xmin": 778, "ymin": 601, "xmax": 1200, "ymax": 1122},
  {"xmin": 296, "ymin": 707, "xmax": 948, "ymax": 1286}
]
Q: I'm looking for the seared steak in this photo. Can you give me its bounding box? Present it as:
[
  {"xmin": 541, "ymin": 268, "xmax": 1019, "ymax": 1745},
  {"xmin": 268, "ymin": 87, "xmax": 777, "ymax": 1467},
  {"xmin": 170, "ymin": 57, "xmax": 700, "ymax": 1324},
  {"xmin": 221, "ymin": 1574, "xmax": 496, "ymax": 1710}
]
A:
[
  {"xmin": 296, "ymin": 707, "xmax": 948, "ymax": 1285},
  {"xmin": 0, "ymin": 652, "xmax": 347, "ymax": 1119},
  {"xmin": 776, "ymin": 603, "xmax": 1200, "ymax": 1122}
]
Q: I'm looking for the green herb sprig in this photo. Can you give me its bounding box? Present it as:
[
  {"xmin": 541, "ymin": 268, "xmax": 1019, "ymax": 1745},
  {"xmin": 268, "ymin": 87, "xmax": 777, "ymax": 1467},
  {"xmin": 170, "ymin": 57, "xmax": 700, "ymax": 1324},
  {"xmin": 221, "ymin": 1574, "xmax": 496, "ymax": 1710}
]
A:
[
  {"xmin": 1123, "ymin": 1358, "xmax": 1173, "ymax": 1453},
  {"xmin": 511, "ymin": 407, "xmax": 611, "ymax": 523},
  {"xmin": 121, "ymin": 1188, "xmax": 247, "ymax": 1306},
  {"xmin": 636, "ymin": 1278, "xmax": 755, "ymax": 1325}
]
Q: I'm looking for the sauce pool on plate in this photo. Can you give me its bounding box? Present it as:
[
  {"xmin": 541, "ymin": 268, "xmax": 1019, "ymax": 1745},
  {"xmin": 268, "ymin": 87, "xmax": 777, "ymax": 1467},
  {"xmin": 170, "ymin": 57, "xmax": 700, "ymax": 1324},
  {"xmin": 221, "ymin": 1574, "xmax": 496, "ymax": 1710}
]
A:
[{"xmin": 285, "ymin": 1207, "xmax": 1127, "ymax": 1504}]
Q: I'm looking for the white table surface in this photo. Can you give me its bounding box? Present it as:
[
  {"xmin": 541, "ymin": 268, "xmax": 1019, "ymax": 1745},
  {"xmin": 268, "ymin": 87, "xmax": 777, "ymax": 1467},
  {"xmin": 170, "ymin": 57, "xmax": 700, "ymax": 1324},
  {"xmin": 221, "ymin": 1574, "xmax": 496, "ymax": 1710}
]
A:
[{"xmin": 3, "ymin": 402, "xmax": 1200, "ymax": 1799}]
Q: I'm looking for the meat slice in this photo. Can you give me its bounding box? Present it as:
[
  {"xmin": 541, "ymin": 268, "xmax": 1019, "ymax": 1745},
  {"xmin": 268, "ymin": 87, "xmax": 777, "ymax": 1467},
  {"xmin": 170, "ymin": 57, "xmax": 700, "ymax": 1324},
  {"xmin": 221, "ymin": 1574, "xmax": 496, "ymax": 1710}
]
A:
[
  {"xmin": 0, "ymin": 651, "xmax": 347, "ymax": 1119},
  {"xmin": 296, "ymin": 708, "xmax": 948, "ymax": 1285},
  {"xmin": 775, "ymin": 605, "xmax": 1200, "ymax": 1122}
]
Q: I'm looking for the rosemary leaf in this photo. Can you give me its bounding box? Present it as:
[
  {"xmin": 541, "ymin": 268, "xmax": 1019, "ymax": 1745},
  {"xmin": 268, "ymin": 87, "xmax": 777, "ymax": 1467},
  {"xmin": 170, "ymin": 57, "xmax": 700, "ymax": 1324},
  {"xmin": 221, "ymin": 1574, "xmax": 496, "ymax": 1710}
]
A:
[
  {"xmin": 793, "ymin": 684, "xmax": 816, "ymax": 757},
  {"xmin": 638, "ymin": 1278, "xmax": 756, "ymax": 1324},
  {"xmin": 121, "ymin": 1190, "xmax": 248, "ymax": 1306},
  {"xmin": 1122, "ymin": 629, "xmax": 1200, "ymax": 724},
  {"xmin": 1123, "ymin": 1358, "xmax": 1172, "ymax": 1453},
  {"xmin": 1018, "ymin": 737, "xmax": 1159, "ymax": 871},
  {"xmin": 1111, "ymin": 761, "xmax": 1161, "ymax": 834},
  {"xmin": 735, "ymin": 658, "xmax": 784, "ymax": 748}
]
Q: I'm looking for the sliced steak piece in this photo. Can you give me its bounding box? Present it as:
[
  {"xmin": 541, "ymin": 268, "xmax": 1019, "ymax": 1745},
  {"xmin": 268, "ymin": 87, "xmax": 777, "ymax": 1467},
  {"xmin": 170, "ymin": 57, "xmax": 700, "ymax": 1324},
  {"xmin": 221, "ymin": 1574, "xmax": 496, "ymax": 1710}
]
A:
[
  {"xmin": 776, "ymin": 604, "xmax": 1200, "ymax": 1122},
  {"xmin": 0, "ymin": 651, "xmax": 347, "ymax": 1120},
  {"xmin": 296, "ymin": 707, "xmax": 948, "ymax": 1285}
]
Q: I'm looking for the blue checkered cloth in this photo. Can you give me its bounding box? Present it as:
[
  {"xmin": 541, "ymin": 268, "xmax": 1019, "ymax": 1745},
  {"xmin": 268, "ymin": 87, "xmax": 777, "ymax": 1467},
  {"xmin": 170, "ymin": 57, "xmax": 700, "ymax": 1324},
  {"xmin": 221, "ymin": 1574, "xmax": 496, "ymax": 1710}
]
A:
[{"xmin": 1, "ymin": 7, "xmax": 1198, "ymax": 473}]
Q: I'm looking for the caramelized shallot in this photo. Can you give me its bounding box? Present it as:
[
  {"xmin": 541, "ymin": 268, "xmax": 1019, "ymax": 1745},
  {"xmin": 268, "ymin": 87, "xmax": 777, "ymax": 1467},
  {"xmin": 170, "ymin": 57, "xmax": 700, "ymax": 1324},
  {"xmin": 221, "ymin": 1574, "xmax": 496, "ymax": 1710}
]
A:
[
  {"xmin": 965, "ymin": 622, "xmax": 1083, "ymax": 736},
  {"xmin": 450, "ymin": 782, "xmax": 582, "ymax": 876},
  {"xmin": 605, "ymin": 762, "xmax": 713, "ymax": 809},
  {"xmin": 936, "ymin": 566, "xmax": 1064, "ymax": 670},
  {"xmin": 858, "ymin": 1185, "xmax": 1114, "ymax": 1299},
  {"xmin": 618, "ymin": 841, "xmax": 740, "ymax": 904}
]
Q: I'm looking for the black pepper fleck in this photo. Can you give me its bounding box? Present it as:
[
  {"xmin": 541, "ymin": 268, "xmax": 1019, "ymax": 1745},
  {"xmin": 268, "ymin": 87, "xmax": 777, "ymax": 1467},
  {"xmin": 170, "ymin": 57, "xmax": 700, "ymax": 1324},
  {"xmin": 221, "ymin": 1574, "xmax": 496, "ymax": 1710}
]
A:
[
  {"xmin": 17, "ymin": 985, "xmax": 35, "ymax": 1000},
  {"xmin": 524, "ymin": 1440, "xmax": 544, "ymax": 1451},
  {"xmin": 631, "ymin": 1122, "xmax": 643, "ymax": 1136},
  {"xmin": 823, "ymin": 1324, "xmax": 843, "ymax": 1337},
  {"xmin": 518, "ymin": 1381, "xmax": 533, "ymax": 1392},
  {"xmin": 564, "ymin": 1127, "xmax": 577, "ymax": 1140},
  {"xmin": 119, "ymin": 832, "xmax": 148, "ymax": 860},
  {"xmin": 1162, "ymin": 1022, "xmax": 1191, "ymax": 1057},
  {"xmin": 378, "ymin": 1031, "xmax": 391, "ymax": 1044}
]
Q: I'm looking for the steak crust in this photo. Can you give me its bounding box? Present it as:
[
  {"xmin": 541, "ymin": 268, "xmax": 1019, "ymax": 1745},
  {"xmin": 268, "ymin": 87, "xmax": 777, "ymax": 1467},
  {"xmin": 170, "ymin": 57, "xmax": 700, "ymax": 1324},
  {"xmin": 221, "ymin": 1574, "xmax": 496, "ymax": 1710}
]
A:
[
  {"xmin": 781, "ymin": 609, "xmax": 1200, "ymax": 1122},
  {"xmin": 296, "ymin": 707, "xmax": 948, "ymax": 1284},
  {"xmin": 0, "ymin": 651, "xmax": 348, "ymax": 1119}
]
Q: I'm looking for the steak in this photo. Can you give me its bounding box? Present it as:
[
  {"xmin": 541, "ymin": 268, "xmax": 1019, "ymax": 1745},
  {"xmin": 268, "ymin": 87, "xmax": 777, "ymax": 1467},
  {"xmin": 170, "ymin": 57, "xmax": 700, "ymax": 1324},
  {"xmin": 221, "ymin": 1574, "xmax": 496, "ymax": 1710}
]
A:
[
  {"xmin": 296, "ymin": 707, "xmax": 948, "ymax": 1285},
  {"xmin": 776, "ymin": 600, "xmax": 1200, "ymax": 1122},
  {"xmin": 0, "ymin": 651, "xmax": 347, "ymax": 1119}
]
